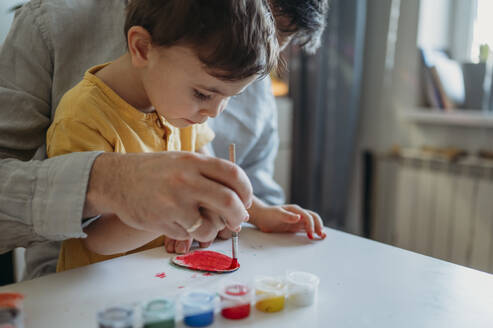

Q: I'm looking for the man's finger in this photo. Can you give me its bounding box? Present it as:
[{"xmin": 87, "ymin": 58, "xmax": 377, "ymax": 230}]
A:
[
  {"xmin": 217, "ymin": 228, "xmax": 232, "ymax": 240},
  {"xmin": 189, "ymin": 178, "xmax": 249, "ymax": 231},
  {"xmin": 190, "ymin": 216, "xmax": 220, "ymax": 242},
  {"xmin": 198, "ymin": 157, "xmax": 253, "ymax": 208}
]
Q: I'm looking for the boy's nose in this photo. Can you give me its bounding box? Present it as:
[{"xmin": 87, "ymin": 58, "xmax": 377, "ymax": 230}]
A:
[{"xmin": 200, "ymin": 100, "xmax": 227, "ymax": 118}]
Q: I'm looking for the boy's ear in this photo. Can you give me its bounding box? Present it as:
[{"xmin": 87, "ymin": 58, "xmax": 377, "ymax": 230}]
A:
[{"xmin": 127, "ymin": 26, "xmax": 152, "ymax": 67}]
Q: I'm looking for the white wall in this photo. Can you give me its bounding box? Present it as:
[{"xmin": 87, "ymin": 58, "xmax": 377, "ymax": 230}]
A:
[{"xmin": 0, "ymin": 1, "xmax": 23, "ymax": 45}]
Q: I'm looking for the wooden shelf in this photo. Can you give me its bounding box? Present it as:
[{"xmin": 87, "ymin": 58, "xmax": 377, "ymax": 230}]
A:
[{"xmin": 402, "ymin": 108, "xmax": 493, "ymax": 127}]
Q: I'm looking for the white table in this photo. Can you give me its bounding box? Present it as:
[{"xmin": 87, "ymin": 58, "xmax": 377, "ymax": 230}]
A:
[{"xmin": 1, "ymin": 226, "xmax": 492, "ymax": 328}]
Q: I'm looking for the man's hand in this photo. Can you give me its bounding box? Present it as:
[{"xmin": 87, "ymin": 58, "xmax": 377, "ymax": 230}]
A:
[{"xmin": 83, "ymin": 152, "xmax": 252, "ymax": 241}]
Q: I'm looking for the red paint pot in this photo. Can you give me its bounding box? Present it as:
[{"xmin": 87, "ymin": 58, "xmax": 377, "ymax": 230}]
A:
[{"xmin": 220, "ymin": 284, "xmax": 251, "ymax": 320}]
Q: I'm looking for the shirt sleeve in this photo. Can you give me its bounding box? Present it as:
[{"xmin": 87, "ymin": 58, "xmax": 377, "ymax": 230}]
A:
[
  {"xmin": 0, "ymin": 152, "xmax": 102, "ymax": 254},
  {"xmin": 241, "ymin": 99, "xmax": 285, "ymax": 206},
  {"xmin": 0, "ymin": 2, "xmax": 101, "ymax": 253},
  {"xmin": 194, "ymin": 122, "xmax": 215, "ymax": 151},
  {"xmin": 208, "ymin": 78, "xmax": 285, "ymax": 205}
]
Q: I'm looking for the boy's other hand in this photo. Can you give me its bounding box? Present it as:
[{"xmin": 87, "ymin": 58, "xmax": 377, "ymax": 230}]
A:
[
  {"xmin": 249, "ymin": 198, "xmax": 326, "ymax": 240},
  {"xmin": 84, "ymin": 152, "xmax": 252, "ymax": 241}
]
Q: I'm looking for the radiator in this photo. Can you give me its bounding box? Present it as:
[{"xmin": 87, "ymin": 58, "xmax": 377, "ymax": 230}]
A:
[{"xmin": 371, "ymin": 149, "xmax": 493, "ymax": 274}]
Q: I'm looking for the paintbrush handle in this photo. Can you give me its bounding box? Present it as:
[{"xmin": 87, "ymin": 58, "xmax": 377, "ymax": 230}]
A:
[
  {"xmin": 232, "ymin": 231, "xmax": 239, "ymax": 259},
  {"xmin": 229, "ymin": 144, "xmax": 239, "ymax": 261}
]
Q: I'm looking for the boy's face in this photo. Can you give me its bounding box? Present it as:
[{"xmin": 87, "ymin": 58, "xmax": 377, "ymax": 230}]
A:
[{"xmin": 142, "ymin": 45, "xmax": 257, "ymax": 128}]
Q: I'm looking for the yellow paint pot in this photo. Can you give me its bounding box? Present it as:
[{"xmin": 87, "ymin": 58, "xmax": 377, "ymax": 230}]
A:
[{"xmin": 254, "ymin": 276, "xmax": 285, "ymax": 313}]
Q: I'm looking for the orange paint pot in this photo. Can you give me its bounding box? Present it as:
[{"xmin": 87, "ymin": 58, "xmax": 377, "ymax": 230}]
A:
[
  {"xmin": 0, "ymin": 293, "xmax": 23, "ymax": 308},
  {"xmin": 0, "ymin": 293, "xmax": 24, "ymax": 327}
]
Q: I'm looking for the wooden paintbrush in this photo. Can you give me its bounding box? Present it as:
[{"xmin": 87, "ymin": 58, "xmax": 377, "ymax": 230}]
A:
[{"xmin": 229, "ymin": 144, "xmax": 239, "ymax": 268}]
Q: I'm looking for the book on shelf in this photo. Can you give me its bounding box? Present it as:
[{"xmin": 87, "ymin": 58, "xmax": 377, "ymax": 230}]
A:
[{"xmin": 419, "ymin": 48, "xmax": 464, "ymax": 111}]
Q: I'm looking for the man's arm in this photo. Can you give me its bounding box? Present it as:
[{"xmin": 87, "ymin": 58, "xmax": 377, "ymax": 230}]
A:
[
  {"xmin": 0, "ymin": 2, "xmax": 102, "ymax": 253},
  {"xmin": 242, "ymin": 78, "xmax": 284, "ymax": 205},
  {"xmin": 0, "ymin": 153, "xmax": 101, "ymax": 254},
  {"xmin": 208, "ymin": 77, "xmax": 285, "ymax": 205}
]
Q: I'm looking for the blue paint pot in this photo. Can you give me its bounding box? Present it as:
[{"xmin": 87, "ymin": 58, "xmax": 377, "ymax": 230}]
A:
[{"xmin": 181, "ymin": 290, "xmax": 216, "ymax": 327}]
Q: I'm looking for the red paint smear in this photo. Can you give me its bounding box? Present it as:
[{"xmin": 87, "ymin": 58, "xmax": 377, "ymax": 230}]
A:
[
  {"xmin": 178, "ymin": 286, "xmax": 185, "ymax": 289},
  {"xmin": 155, "ymin": 272, "xmax": 166, "ymax": 279},
  {"xmin": 230, "ymin": 258, "xmax": 238, "ymax": 269},
  {"xmin": 202, "ymin": 272, "xmax": 213, "ymax": 276},
  {"xmin": 175, "ymin": 250, "xmax": 240, "ymax": 272}
]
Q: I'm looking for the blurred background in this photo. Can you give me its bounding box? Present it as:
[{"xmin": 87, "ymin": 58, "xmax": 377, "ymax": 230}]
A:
[
  {"xmin": 273, "ymin": 0, "xmax": 493, "ymax": 275},
  {"xmin": 0, "ymin": 0, "xmax": 492, "ymax": 283}
]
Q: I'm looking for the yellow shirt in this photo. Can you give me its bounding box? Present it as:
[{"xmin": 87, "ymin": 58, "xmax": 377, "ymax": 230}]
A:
[{"xmin": 47, "ymin": 64, "xmax": 215, "ymax": 272}]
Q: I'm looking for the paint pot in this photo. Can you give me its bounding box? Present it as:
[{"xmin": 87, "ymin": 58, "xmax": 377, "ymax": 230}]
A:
[
  {"xmin": 0, "ymin": 293, "xmax": 24, "ymax": 328},
  {"xmin": 97, "ymin": 306, "xmax": 134, "ymax": 328},
  {"xmin": 181, "ymin": 290, "xmax": 216, "ymax": 327},
  {"xmin": 220, "ymin": 284, "xmax": 251, "ymax": 320},
  {"xmin": 142, "ymin": 298, "xmax": 175, "ymax": 328},
  {"xmin": 286, "ymin": 271, "xmax": 320, "ymax": 307},
  {"xmin": 254, "ymin": 276, "xmax": 286, "ymax": 313}
]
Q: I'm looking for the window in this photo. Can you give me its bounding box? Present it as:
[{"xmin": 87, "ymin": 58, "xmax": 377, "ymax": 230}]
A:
[{"xmin": 470, "ymin": 0, "xmax": 493, "ymax": 62}]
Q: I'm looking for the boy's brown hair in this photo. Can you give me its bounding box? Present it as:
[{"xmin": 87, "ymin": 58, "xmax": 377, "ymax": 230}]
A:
[{"xmin": 125, "ymin": 0, "xmax": 279, "ymax": 81}]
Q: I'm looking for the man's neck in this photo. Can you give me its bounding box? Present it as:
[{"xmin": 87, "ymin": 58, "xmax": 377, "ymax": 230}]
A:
[{"xmin": 95, "ymin": 54, "xmax": 154, "ymax": 113}]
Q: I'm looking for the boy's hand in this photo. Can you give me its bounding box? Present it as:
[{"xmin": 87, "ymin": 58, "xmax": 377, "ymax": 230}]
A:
[
  {"xmin": 163, "ymin": 208, "xmax": 233, "ymax": 254},
  {"xmin": 249, "ymin": 198, "xmax": 326, "ymax": 240},
  {"xmin": 163, "ymin": 228, "xmax": 232, "ymax": 253}
]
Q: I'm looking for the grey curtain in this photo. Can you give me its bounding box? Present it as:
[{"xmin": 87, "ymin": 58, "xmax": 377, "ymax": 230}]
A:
[{"xmin": 289, "ymin": 0, "xmax": 366, "ymax": 228}]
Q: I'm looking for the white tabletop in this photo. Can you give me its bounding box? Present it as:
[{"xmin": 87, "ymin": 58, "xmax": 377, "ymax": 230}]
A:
[{"xmin": 1, "ymin": 226, "xmax": 492, "ymax": 328}]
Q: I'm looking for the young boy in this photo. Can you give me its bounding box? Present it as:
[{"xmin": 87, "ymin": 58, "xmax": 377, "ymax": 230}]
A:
[{"xmin": 48, "ymin": 0, "xmax": 325, "ymax": 272}]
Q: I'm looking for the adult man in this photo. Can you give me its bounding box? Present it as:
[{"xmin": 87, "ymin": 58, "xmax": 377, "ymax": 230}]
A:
[{"xmin": 0, "ymin": 0, "xmax": 328, "ymax": 279}]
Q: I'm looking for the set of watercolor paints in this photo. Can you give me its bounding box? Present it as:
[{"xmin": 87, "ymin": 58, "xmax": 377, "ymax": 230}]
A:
[{"xmin": 98, "ymin": 271, "xmax": 320, "ymax": 328}]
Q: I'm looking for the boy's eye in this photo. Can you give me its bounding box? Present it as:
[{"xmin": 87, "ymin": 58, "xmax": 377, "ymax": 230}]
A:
[{"xmin": 193, "ymin": 89, "xmax": 212, "ymax": 101}]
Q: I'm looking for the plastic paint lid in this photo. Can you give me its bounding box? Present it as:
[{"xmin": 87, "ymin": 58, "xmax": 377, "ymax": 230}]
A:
[
  {"xmin": 143, "ymin": 298, "xmax": 175, "ymax": 322},
  {"xmin": 287, "ymin": 271, "xmax": 320, "ymax": 288},
  {"xmin": 220, "ymin": 283, "xmax": 251, "ymax": 309},
  {"xmin": 0, "ymin": 293, "xmax": 24, "ymax": 308},
  {"xmin": 97, "ymin": 306, "xmax": 134, "ymax": 328},
  {"xmin": 286, "ymin": 271, "xmax": 320, "ymax": 307},
  {"xmin": 181, "ymin": 291, "xmax": 215, "ymax": 327},
  {"xmin": 181, "ymin": 291, "xmax": 216, "ymax": 314},
  {"xmin": 225, "ymin": 284, "xmax": 249, "ymax": 297},
  {"xmin": 254, "ymin": 276, "xmax": 285, "ymax": 295}
]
